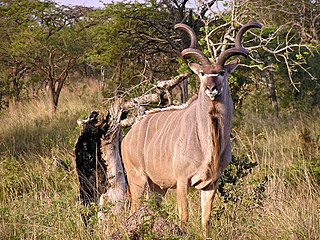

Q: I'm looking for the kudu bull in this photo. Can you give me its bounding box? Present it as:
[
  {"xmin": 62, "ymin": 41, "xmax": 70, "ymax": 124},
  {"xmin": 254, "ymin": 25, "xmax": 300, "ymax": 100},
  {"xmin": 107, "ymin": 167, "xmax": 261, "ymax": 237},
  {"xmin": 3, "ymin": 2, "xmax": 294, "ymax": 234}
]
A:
[{"xmin": 121, "ymin": 20, "xmax": 261, "ymax": 234}]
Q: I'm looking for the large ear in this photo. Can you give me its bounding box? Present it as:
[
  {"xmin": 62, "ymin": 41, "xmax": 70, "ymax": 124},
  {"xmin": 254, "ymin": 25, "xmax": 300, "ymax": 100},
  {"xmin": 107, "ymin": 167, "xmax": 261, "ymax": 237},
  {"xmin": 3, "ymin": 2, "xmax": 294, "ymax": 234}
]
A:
[
  {"xmin": 188, "ymin": 63, "xmax": 201, "ymax": 75},
  {"xmin": 224, "ymin": 58, "xmax": 240, "ymax": 73}
]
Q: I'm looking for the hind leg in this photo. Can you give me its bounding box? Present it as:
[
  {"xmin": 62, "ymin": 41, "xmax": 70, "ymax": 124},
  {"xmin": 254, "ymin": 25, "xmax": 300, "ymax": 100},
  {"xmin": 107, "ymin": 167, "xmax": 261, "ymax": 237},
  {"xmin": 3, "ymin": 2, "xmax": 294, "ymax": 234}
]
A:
[{"xmin": 126, "ymin": 168, "xmax": 147, "ymax": 213}]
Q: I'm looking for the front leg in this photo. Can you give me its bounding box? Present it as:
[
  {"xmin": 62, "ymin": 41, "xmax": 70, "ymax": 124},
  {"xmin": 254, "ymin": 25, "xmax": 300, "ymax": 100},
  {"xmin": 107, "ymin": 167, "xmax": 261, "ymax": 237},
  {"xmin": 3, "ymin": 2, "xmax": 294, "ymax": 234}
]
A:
[
  {"xmin": 201, "ymin": 181, "xmax": 218, "ymax": 238},
  {"xmin": 176, "ymin": 179, "xmax": 189, "ymax": 226}
]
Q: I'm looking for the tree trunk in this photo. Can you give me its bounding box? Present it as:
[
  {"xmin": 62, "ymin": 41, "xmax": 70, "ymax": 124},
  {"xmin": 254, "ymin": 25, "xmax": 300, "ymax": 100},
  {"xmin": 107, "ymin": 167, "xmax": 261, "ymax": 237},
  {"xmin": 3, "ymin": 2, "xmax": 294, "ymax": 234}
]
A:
[
  {"xmin": 98, "ymin": 104, "xmax": 127, "ymax": 227},
  {"xmin": 268, "ymin": 70, "xmax": 279, "ymax": 116},
  {"xmin": 46, "ymin": 52, "xmax": 72, "ymax": 116},
  {"xmin": 180, "ymin": 79, "xmax": 188, "ymax": 103},
  {"xmin": 9, "ymin": 63, "xmax": 28, "ymax": 110},
  {"xmin": 75, "ymin": 111, "xmax": 106, "ymax": 207},
  {"xmin": 49, "ymin": 90, "xmax": 58, "ymax": 117},
  {"xmin": 48, "ymin": 74, "xmax": 68, "ymax": 117},
  {"xmin": 260, "ymin": 70, "xmax": 279, "ymax": 116},
  {"xmin": 75, "ymin": 101, "xmax": 128, "ymax": 226}
]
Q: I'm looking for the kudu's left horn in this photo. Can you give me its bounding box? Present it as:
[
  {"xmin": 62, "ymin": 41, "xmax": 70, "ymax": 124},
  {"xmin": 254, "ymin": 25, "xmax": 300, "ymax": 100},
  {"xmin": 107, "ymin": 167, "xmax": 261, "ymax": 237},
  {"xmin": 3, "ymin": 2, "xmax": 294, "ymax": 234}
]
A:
[{"xmin": 215, "ymin": 20, "xmax": 262, "ymax": 66}]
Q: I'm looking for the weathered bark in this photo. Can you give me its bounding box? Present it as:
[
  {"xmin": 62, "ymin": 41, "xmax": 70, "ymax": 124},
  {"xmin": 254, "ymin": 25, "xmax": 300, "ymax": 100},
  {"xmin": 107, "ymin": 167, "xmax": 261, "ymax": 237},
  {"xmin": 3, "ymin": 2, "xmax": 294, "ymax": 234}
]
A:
[
  {"xmin": 98, "ymin": 100, "xmax": 127, "ymax": 222},
  {"xmin": 123, "ymin": 93, "xmax": 160, "ymax": 110},
  {"xmin": 75, "ymin": 100, "xmax": 129, "ymax": 228},
  {"xmin": 123, "ymin": 72, "xmax": 192, "ymax": 112},
  {"xmin": 155, "ymin": 72, "xmax": 191, "ymax": 91}
]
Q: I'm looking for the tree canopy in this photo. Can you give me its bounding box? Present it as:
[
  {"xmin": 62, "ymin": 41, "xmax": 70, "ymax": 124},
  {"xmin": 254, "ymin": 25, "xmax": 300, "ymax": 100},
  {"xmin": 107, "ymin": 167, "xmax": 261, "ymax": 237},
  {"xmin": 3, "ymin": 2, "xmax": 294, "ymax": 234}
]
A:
[{"xmin": 0, "ymin": 0, "xmax": 318, "ymax": 114}]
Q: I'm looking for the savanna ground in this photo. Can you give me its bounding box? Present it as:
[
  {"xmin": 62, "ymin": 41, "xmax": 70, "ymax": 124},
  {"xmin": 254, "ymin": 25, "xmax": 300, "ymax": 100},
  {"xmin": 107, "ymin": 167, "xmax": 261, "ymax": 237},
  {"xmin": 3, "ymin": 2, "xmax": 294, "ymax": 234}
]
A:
[{"xmin": 0, "ymin": 81, "xmax": 319, "ymax": 239}]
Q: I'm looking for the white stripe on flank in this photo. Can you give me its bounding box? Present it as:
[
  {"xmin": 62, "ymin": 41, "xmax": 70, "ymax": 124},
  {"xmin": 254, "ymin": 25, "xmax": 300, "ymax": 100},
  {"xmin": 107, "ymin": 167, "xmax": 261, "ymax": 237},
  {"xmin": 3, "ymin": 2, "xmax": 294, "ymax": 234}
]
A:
[
  {"xmin": 155, "ymin": 112, "xmax": 166, "ymax": 132},
  {"xmin": 151, "ymin": 111, "xmax": 175, "ymax": 161},
  {"xmin": 159, "ymin": 111, "xmax": 180, "ymax": 157},
  {"xmin": 169, "ymin": 111, "xmax": 183, "ymax": 151},
  {"xmin": 136, "ymin": 118, "xmax": 143, "ymax": 151},
  {"xmin": 153, "ymin": 111, "xmax": 181, "ymax": 174},
  {"xmin": 143, "ymin": 114, "xmax": 156, "ymax": 160},
  {"xmin": 172, "ymin": 112, "xmax": 187, "ymax": 172}
]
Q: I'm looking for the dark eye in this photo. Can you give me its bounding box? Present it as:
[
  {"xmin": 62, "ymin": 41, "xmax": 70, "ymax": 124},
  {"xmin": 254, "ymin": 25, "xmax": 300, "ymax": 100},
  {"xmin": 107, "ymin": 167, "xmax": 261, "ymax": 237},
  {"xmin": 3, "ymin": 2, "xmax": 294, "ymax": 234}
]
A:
[
  {"xmin": 219, "ymin": 71, "xmax": 225, "ymax": 76},
  {"xmin": 199, "ymin": 71, "xmax": 204, "ymax": 77}
]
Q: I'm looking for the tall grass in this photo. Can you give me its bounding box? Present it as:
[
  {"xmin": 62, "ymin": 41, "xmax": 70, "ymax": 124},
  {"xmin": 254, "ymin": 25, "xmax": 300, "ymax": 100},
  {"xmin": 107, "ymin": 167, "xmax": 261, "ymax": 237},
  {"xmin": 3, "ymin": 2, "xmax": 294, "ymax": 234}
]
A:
[
  {"xmin": 0, "ymin": 86, "xmax": 319, "ymax": 239},
  {"xmin": 0, "ymin": 86, "xmax": 101, "ymax": 239}
]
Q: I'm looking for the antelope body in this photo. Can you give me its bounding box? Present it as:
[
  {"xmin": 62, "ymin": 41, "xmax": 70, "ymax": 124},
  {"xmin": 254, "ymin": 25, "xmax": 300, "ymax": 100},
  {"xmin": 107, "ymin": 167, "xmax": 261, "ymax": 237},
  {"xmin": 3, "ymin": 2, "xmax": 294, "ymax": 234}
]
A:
[{"xmin": 121, "ymin": 20, "xmax": 261, "ymax": 234}]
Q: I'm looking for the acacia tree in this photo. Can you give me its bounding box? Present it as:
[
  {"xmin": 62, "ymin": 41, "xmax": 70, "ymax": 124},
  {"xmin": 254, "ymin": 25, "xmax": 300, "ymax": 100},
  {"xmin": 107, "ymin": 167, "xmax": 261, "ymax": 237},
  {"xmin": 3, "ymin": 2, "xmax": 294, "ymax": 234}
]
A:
[
  {"xmin": 31, "ymin": 2, "xmax": 94, "ymax": 115},
  {"xmin": 86, "ymin": 1, "xmax": 179, "ymax": 96},
  {"xmin": 1, "ymin": 0, "xmax": 95, "ymax": 115},
  {"xmin": 0, "ymin": 0, "xmax": 35, "ymax": 108}
]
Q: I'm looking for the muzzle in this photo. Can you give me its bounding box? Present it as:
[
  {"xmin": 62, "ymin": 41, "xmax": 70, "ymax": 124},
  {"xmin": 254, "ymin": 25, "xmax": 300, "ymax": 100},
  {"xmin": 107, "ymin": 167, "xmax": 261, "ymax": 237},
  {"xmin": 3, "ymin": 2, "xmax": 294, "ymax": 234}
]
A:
[{"xmin": 203, "ymin": 73, "xmax": 225, "ymax": 100}]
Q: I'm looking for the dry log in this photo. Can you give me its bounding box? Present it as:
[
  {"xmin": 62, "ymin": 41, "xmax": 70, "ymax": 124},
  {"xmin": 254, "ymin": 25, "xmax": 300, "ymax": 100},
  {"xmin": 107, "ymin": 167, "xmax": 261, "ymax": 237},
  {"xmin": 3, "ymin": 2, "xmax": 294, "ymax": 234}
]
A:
[
  {"xmin": 156, "ymin": 72, "xmax": 191, "ymax": 91},
  {"xmin": 98, "ymin": 100, "xmax": 127, "ymax": 221},
  {"xmin": 123, "ymin": 93, "xmax": 160, "ymax": 110},
  {"xmin": 123, "ymin": 71, "xmax": 192, "ymax": 111}
]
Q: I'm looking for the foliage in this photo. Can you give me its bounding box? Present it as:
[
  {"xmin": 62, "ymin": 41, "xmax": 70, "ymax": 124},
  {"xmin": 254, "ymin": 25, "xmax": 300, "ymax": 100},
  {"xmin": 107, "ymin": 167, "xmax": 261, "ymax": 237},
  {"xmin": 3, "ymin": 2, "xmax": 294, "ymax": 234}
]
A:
[
  {"xmin": 0, "ymin": 0, "xmax": 319, "ymax": 114},
  {"xmin": 84, "ymin": 0, "xmax": 179, "ymax": 97},
  {"xmin": 234, "ymin": 0, "xmax": 320, "ymax": 113},
  {"xmin": 218, "ymin": 155, "xmax": 267, "ymax": 207},
  {"xmin": 0, "ymin": 0, "xmax": 96, "ymax": 113}
]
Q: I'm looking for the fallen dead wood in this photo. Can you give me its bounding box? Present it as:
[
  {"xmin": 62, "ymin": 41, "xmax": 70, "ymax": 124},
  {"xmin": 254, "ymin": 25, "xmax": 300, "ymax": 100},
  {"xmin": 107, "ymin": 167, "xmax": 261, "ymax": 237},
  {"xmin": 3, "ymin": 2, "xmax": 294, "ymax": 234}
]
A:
[
  {"xmin": 156, "ymin": 71, "xmax": 191, "ymax": 91},
  {"xmin": 122, "ymin": 71, "xmax": 192, "ymax": 111},
  {"xmin": 119, "ymin": 71, "xmax": 192, "ymax": 128}
]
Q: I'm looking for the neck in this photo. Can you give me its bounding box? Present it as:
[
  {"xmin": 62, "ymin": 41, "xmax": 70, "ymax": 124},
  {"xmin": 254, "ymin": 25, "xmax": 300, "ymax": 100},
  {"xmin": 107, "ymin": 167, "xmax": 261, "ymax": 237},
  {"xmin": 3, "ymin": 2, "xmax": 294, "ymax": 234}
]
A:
[
  {"xmin": 194, "ymin": 89, "xmax": 222, "ymax": 183},
  {"xmin": 195, "ymin": 89, "xmax": 222, "ymax": 147}
]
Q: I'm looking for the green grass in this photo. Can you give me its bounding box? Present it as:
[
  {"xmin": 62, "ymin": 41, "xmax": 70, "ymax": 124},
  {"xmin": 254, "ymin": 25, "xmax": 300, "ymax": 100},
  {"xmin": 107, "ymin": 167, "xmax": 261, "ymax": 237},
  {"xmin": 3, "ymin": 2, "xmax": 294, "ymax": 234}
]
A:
[
  {"xmin": 0, "ymin": 88, "xmax": 99, "ymax": 239},
  {"xmin": 0, "ymin": 87, "xmax": 319, "ymax": 239}
]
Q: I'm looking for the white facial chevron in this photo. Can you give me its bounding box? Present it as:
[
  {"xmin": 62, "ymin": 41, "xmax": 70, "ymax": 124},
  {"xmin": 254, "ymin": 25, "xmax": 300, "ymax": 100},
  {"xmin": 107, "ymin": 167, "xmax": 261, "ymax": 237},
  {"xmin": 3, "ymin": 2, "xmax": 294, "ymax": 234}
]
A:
[{"xmin": 204, "ymin": 73, "xmax": 219, "ymax": 77}]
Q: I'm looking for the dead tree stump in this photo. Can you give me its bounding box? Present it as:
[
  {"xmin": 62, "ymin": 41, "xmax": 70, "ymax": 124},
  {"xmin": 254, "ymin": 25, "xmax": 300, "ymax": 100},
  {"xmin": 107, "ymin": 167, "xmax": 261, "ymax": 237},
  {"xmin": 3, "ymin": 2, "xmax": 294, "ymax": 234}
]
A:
[
  {"xmin": 74, "ymin": 103, "xmax": 127, "ymax": 225},
  {"xmin": 74, "ymin": 111, "xmax": 107, "ymax": 206}
]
